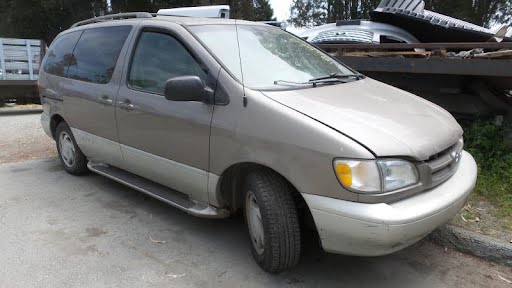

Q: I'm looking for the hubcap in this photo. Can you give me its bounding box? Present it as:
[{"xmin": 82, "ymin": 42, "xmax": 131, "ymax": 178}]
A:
[
  {"xmin": 59, "ymin": 132, "xmax": 76, "ymax": 167},
  {"xmin": 246, "ymin": 191, "xmax": 265, "ymax": 255}
]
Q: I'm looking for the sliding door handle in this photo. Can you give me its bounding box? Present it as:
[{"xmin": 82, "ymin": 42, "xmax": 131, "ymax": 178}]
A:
[
  {"xmin": 118, "ymin": 101, "xmax": 134, "ymax": 111},
  {"xmin": 98, "ymin": 96, "xmax": 113, "ymax": 105}
]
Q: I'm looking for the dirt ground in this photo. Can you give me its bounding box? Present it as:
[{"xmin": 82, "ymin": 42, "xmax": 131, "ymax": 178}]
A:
[
  {"xmin": 452, "ymin": 198, "xmax": 512, "ymax": 243},
  {"xmin": 0, "ymin": 105, "xmax": 57, "ymax": 164},
  {"xmin": 1, "ymin": 158, "xmax": 512, "ymax": 287}
]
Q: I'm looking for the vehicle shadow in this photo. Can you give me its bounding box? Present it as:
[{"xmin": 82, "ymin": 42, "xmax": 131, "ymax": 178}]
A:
[{"xmin": 0, "ymin": 107, "xmax": 43, "ymax": 116}]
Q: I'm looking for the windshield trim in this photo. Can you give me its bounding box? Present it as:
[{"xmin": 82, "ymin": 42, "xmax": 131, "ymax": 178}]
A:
[{"xmin": 186, "ymin": 23, "xmax": 363, "ymax": 92}]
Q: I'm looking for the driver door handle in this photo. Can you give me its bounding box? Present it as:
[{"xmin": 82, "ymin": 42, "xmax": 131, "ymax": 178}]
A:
[{"xmin": 118, "ymin": 100, "xmax": 134, "ymax": 111}]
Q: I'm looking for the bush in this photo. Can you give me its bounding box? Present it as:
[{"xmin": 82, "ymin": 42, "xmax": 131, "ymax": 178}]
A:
[{"xmin": 463, "ymin": 121, "xmax": 512, "ymax": 217}]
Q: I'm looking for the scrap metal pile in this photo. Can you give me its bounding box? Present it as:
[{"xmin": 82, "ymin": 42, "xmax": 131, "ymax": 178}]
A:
[{"xmin": 300, "ymin": 0, "xmax": 512, "ymax": 59}]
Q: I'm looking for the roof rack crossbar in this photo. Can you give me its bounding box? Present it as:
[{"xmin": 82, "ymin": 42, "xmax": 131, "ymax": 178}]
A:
[{"xmin": 70, "ymin": 12, "xmax": 153, "ymax": 28}]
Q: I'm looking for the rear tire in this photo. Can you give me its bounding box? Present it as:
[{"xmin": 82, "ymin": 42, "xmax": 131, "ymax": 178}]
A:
[
  {"xmin": 55, "ymin": 122, "xmax": 88, "ymax": 175},
  {"xmin": 243, "ymin": 169, "xmax": 301, "ymax": 273}
]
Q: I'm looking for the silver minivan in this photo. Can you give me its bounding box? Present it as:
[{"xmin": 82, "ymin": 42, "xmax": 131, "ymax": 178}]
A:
[{"xmin": 39, "ymin": 13, "xmax": 477, "ymax": 273}]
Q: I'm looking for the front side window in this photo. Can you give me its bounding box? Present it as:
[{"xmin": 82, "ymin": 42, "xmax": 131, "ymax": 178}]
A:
[
  {"xmin": 128, "ymin": 31, "xmax": 207, "ymax": 95},
  {"xmin": 190, "ymin": 25, "xmax": 354, "ymax": 90},
  {"xmin": 67, "ymin": 26, "xmax": 132, "ymax": 84},
  {"xmin": 43, "ymin": 31, "xmax": 82, "ymax": 77}
]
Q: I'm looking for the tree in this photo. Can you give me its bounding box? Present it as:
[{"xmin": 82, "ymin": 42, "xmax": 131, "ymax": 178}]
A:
[
  {"xmin": 0, "ymin": 0, "xmax": 103, "ymax": 43},
  {"xmin": 290, "ymin": 0, "xmax": 380, "ymax": 27},
  {"xmin": 204, "ymin": 0, "xmax": 275, "ymax": 21},
  {"xmin": 253, "ymin": 0, "xmax": 275, "ymax": 21},
  {"xmin": 109, "ymin": 0, "xmax": 274, "ymax": 21},
  {"xmin": 424, "ymin": 0, "xmax": 507, "ymax": 27},
  {"xmin": 0, "ymin": 0, "xmax": 275, "ymax": 43},
  {"xmin": 289, "ymin": 0, "xmax": 327, "ymax": 27}
]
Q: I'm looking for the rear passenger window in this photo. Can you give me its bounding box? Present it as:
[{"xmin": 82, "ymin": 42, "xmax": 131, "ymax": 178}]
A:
[
  {"xmin": 67, "ymin": 26, "xmax": 131, "ymax": 84},
  {"xmin": 43, "ymin": 31, "xmax": 82, "ymax": 77},
  {"xmin": 128, "ymin": 31, "xmax": 206, "ymax": 95}
]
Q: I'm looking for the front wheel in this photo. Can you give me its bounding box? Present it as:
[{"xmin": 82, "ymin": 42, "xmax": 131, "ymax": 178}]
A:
[
  {"xmin": 243, "ymin": 169, "xmax": 301, "ymax": 273},
  {"xmin": 55, "ymin": 122, "xmax": 89, "ymax": 175}
]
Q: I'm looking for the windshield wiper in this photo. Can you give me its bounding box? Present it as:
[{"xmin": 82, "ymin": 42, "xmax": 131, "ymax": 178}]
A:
[
  {"xmin": 309, "ymin": 73, "xmax": 364, "ymax": 82},
  {"xmin": 273, "ymin": 73, "xmax": 364, "ymax": 88}
]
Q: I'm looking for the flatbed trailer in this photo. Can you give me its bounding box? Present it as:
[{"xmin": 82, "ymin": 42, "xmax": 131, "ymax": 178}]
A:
[
  {"xmin": 317, "ymin": 42, "xmax": 512, "ymax": 121},
  {"xmin": 0, "ymin": 38, "xmax": 45, "ymax": 106}
]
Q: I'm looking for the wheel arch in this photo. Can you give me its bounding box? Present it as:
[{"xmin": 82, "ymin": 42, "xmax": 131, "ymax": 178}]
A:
[
  {"xmin": 216, "ymin": 162, "xmax": 318, "ymax": 234},
  {"xmin": 49, "ymin": 114, "xmax": 66, "ymax": 139}
]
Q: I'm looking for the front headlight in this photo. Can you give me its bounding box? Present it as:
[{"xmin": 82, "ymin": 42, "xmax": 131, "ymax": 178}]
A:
[{"xmin": 334, "ymin": 159, "xmax": 419, "ymax": 194}]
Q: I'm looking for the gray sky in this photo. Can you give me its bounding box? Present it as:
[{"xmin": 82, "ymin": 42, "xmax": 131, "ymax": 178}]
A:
[{"xmin": 269, "ymin": 0, "xmax": 293, "ymax": 21}]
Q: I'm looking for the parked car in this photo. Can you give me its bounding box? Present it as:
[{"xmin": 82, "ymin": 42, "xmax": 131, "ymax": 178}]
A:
[
  {"xmin": 299, "ymin": 20, "xmax": 420, "ymax": 44},
  {"xmin": 39, "ymin": 13, "xmax": 477, "ymax": 273}
]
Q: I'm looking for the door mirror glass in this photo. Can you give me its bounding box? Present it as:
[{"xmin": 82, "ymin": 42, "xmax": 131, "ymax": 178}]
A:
[{"xmin": 164, "ymin": 76, "xmax": 207, "ymax": 102}]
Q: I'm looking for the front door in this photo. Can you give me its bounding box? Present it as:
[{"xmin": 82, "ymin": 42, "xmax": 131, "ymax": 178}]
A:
[{"xmin": 115, "ymin": 27, "xmax": 215, "ymax": 203}]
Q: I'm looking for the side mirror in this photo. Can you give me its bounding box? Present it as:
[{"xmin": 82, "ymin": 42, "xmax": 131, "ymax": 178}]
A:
[{"xmin": 164, "ymin": 76, "xmax": 208, "ymax": 102}]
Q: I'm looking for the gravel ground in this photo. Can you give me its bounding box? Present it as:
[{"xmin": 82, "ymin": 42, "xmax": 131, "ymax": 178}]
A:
[
  {"xmin": 0, "ymin": 107, "xmax": 57, "ymax": 163},
  {"xmin": 0, "ymin": 159, "xmax": 511, "ymax": 288}
]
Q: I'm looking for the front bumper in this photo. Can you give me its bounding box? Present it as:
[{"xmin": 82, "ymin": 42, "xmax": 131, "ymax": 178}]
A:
[{"xmin": 303, "ymin": 150, "xmax": 477, "ymax": 256}]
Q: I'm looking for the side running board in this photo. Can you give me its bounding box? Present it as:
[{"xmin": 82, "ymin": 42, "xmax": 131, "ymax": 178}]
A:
[{"xmin": 87, "ymin": 161, "xmax": 229, "ymax": 219}]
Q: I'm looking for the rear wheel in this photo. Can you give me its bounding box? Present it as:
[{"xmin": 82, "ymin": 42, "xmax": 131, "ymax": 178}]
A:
[
  {"xmin": 56, "ymin": 122, "xmax": 88, "ymax": 175},
  {"xmin": 243, "ymin": 169, "xmax": 301, "ymax": 273}
]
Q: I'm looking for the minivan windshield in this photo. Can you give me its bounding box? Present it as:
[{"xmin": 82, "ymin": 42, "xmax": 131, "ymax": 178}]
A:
[{"xmin": 190, "ymin": 24, "xmax": 356, "ymax": 90}]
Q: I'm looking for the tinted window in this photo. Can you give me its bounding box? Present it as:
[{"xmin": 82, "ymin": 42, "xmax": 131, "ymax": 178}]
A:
[
  {"xmin": 128, "ymin": 31, "xmax": 206, "ymax": 95},
  {"xmin": 67, "ymin": 26, "xmax": 131, "ymax": 84},
  {"xmin": 43, "ymin": 31, "xmax": 82, "ymax": 77}
]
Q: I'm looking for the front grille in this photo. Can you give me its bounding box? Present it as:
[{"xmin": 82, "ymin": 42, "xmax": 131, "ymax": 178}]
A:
[
  {"xmin": 311, "ymin": 29, "xmax": 374, "ymax": 44},
  {"xmin": 425, "ymin": 138, "xmax": 464, "ymax": 187}
]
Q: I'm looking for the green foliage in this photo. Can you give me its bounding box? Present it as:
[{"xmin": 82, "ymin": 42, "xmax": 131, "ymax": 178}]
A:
[
  {"xmin": 289, "ymin": 0, "xmax": 512, "ymax": 28},
  {"xmin": 290, "ymin": 0, "xmax": 381, "ymax": 27},
  {"xmin": 463, "ymin": 121, "xmax": 512, "ymax": 217},
  {"xmin": 0, "ymin": 0, "xmax": 101, "ymax": 44},
  {"xmin": 289, "ymin": 0, "xmax": 327, "ymax": 27},
  {"xmin": 0, "ymin": 0, "xmax": 274, "ymax": 43}
]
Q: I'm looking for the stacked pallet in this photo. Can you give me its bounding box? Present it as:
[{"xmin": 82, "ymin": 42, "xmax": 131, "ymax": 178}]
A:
[{"xmin": 0, "ymin": 38, "xmax": 44, "ymax": 82}]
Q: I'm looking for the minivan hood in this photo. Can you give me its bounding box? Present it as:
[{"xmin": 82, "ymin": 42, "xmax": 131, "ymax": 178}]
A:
[{"xmin": 262, "ymin": 78, "xmax": 463, "ymax": 160}]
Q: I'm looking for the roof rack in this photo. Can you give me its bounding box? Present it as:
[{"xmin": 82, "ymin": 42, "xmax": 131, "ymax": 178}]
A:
[{"xmin": 70, "ymin": 12, "xmax": 153, "ymax": 28}]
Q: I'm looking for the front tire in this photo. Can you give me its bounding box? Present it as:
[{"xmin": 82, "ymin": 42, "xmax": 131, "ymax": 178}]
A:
[
  {"xmin": 55, "ymin": 122, "xmax": 88, "ymax": 175},
  {"xmin": 243, "ymin": 169, "xmax": 301, "ymax": 273}
]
